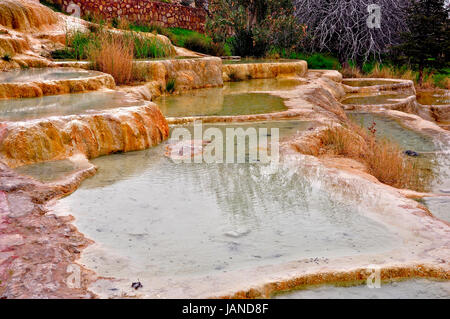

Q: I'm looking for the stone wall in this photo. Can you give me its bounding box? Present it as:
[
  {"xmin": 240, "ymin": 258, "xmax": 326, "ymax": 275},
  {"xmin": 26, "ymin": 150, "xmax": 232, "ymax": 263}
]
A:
[{"xmin": 50, "ymin": 0, "xmax": 206, "ymax": 32}]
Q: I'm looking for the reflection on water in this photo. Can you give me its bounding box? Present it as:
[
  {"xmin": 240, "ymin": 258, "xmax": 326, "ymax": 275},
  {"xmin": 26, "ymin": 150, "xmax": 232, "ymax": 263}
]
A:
[
  {"xmin": 423, "ymin": 196, "xmax": 450, "ymax": 222},
  {"xmin": 222, "ymin": 59, "xmax": 298, "ymax": 65},
  {"xmin": 342, "ymin": 93, "xmax": 411, "ymax": 105},
  {"xmin": 347, "ymin": 113, "xmax": 436, "ymax": 152},
  {"xmin": 342, "ymin": 79, "xmax": 399, "ymax": 87},
  {"xmin": 348, "ymin": 112, "xmax": 450, "ymax": 213},
  {"xmin": 0, "ymin": 91, "xmax": 143, "ymax": 121},
  {"xmin": 157, "ymin": 92, "xmax": 287, "ymax": 117},
  {"xmin": 223, "ymin": 78, "xmax": 307, "ymax": 92},
  {"xmin": 15, "ymin": 159, "xmax": 79, "ymax": 182},
  {"xmin": 417, "ymin": 90, "xmax": 450, "ymax": 105},
  {"xmin": 0, "ymin": 68, "xmax": 101, "ymax": 83},
  {"xmin": 275, "ymin": 278, "xmax": 450, "ymax": 299},
  {"xmin": 49, "ymin": 121, "xmax": 399, "ymax": 280},
  {"xmin": 156, "ymin": 78, "xmax": 306, "ymax": 118},
  {"xmin": 348, "ymin": 112, "xmax": 444, "ymax": 190}
]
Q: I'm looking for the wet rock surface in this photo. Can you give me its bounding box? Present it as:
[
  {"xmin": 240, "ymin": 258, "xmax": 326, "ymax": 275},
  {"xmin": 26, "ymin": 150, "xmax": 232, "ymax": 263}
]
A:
[
  {"xmin": 0, "ymin": 2, "xmax": 448, "ymax": 297},
  {"xmin": 0, "ymin": 68, "xmax": 116, "ymax": 99},
  {"xmin": 0, "ymin": 159, "xmax": 96, "ymax": 298},
  {"xmin": 0, "ymin": 103, "xmax": 169, "ymax": 167}
]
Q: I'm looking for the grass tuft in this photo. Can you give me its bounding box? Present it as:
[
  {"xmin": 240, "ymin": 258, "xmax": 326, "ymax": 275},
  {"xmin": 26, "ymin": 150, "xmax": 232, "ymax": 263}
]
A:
[
  {"xmin": 304, "ymin": 121, "xmax": 435, "ymax": 192},
  {"xmin": 1, "ymin": 53, "xmax": 12, "ymax": 62},
  {"xmin": 89, "ymin": 34, "xmax": 134, "ymax": 85},
  {"xmin": 165, "ymin": 78, "xmax": 176, "ymax": 93}
]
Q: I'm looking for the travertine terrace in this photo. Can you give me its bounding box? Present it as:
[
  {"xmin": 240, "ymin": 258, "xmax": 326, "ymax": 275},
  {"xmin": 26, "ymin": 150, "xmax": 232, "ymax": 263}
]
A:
[{"xmin": 0, "ymin": 0, "xmax": 448, "ymax": 299}]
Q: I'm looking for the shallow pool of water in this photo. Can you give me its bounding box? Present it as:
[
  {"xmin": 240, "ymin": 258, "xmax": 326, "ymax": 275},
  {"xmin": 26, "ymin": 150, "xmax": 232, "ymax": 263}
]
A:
[
  {"xmin": 222, "ymin": 59, "xmax": 297, "ymax": 65},
  {"xmin": 224, "ymin": 78, "xmax": 306, "ymax": 92},
  {"xmin": 423, "ymin": 197, "xmax": 450, "ymax": 222},
  {"xmin": 417, "ymin": 90, "xmax": 450, "ymax": 105},
  {"xmin": 50, "ymin": 121, "xmax": 399, "ymax": 281},
  {"xmin": 157, "ymin": 92, "xmax": 287, "ymax": 118},
  {"xmin": 156, "ymin": 78, "xmax": 306, "ymax": 118},
  {"xmin": 0, "ymin": 68, "xmax": 102, "ymax": 83},
  {"xmin": 274, "ymin": 279, "xmax": 450, "ymax": 299},
  {"xmin": 0, "ymin": 91, "xmax": 143, "ymax": 121},
  {"xmin": 347, "ymin": 113, "xmax": 436, "ymax": 152},
  {"xmin": 342, "ymin": 79, "xmax": 399, "ymax": 87},
  {"xmin": 15, "ymin": 159, "xmax": 80, "ymax": 183},
  {"xmin": 342, "ymin": 93, "xmax": 411, "ymax": 105},
  {"xmin": 348, "ymin": 112, "xmax": 450, "ymax": 199}
]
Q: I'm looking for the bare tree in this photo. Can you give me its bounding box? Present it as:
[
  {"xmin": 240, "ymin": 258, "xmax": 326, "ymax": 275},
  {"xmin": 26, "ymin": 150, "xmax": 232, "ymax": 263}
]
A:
[{"xmin": 294, "ymin": 0, "xmax": 410, "ymax": 65}]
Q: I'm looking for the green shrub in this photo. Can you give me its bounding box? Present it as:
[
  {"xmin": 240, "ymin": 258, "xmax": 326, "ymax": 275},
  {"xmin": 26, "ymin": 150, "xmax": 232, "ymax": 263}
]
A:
[
  {"xmin": 166, "ymin": 78, "xmax": 176, "ymax": 93},
  {"xmin": 51, "ymin": 29, "xmax": 172, "ymax": 61},
  {"xmin": 50, "ymin": 49, "xmax": 75, "ymax": 60},
  {"xmin": 271, "ymin": 49, "xmax": 341, "ymax": 70},
  {"xmin": 68, "ymin": 31, "xmax": 99, "ymax": 60},
  {"xmin": 40, "ymin": 0, "xmax": 64, "ymax": 13},
  {"xmin": 1, "ymin": 53, "xmax": 12, "ymax": 62},
  {"xmin": 131, "ymin": 33, "xmax": 172, "ymax": 59},
  {"xmin": 128, "ymin": 25, "xmax": 230, "ymax": 57},
  {"xmin": 306, "ymin": 53, "xmax": 340, "ymax": 70}
]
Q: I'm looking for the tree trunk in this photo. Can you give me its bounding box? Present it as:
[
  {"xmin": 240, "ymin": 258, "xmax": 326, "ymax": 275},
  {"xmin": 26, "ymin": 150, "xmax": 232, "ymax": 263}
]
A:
[{"xmin": 418, "ymin": 66, "xmax": 424, "ymax": 85}]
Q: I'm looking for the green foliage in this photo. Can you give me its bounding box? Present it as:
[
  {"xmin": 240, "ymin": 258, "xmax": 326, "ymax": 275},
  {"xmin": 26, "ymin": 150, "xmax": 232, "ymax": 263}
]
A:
[
  {"xmin": 51, "ymin": 31, "xmax": 96, "ymax": 60},
  {"xmin": 392, "ymin": 0, "xmax": 449, "ymax": 79},
  {"xmin": 131, "ymin": 34, "xmax": 172, "ymax": 59},
  {"xmin": 270, "ymin": 49, "xmax": 341, "ymax": 70},
  {"xmin": 166, "ymin": 78, "xmax": 176, "ymax": 93},
  {"xmin": 1, "ymin": 53, "xmax": 12, "ymax": 62},
  {"xmin": 306, "ymin": 54, "xmax": 341, "ymax": 70},
  {"xmin": 433, "ymin": 69, "xmax": 450, "ymax": 88},
  {"xmin": 127, "ymin": 24, "xmax": 231, "ymax": 56},
  {"xmin": 207, "ymin": 0, "xmax": 304, "ymax": 57},
  {"xmin": 51, "ymin": 29, "xmax": 172, "ymax": 60},
  {"xmin": 39, "ymin": 0, "xmax": 64, "ymax": 13},
  {"xmin": 50, "ymin": 49, "xmax": 75, "ymax": 60},
  {"xmin": 129, "ymin": 23, "xmax": 167, "ymax": 36},
  {"xmin": 69, "ymin": 31, "xmax": 98, "ymax": 60}
]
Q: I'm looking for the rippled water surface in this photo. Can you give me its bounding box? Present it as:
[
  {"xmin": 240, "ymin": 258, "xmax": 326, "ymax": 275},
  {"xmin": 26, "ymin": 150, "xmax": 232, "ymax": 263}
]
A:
[
  {"xmin": 347, "ymin": 112, "xmax": 436, "ymax": 152},
  {"xmin": 222, "ymin": 59, "xmax": 298, "ymax": 65},
  {"xmin": 156, "ymin": 78, "xmax": 306, "ymax": 118},
  {"xmin": 348, "ymin": 112, "xmax": 450, "ymax": 219},
  {"xmin": 0, "ymin": 91, "xmax": 143, "ymax": 121},
  {"xmin": 275, "ymin": 279, "xmax": 450, "ymax": 299},
  {"xmin": 157, "ymin": 92, "xmax": 287, "ymax": 117},
  {"xmin": 342, "ymin": 93, "xmax": 411, "ymax": 105},
  {"xmin": 0, "ymin": 68, "xmax": 101, "ymax": 83},
  {"xmin": 342, "ymin": 79, "xmax": 400, "ymax": 87},
  {"xmin": 48, "ymin": 121, "xmax": 400, "ymax": 281},
  {"xmin": 417, "ymin": 90, "xmax": 450, "ymax": 105}
]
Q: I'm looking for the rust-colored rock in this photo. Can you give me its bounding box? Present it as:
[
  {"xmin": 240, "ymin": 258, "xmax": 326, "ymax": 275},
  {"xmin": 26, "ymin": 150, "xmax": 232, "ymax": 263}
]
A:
[
  {"xmin": 0, "ymin": 104, "xmax": 169, "ymax": 167},
  {"xmin": 0, "ymin": 0, "xmax": 59, "ymax": 31},
  {"xmin": 0, "ymin": 70, "xmax": 115, "ymax": 99},
  {"xmin": 223, "ymin": 61, "xmax": 308, "ymax": 82}
]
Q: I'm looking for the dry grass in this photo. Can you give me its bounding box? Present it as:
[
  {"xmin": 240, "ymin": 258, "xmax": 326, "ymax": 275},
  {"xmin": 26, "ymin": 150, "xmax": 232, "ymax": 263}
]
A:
[
  {"xmin": 309, "ymin": 122, "xmax": 434, "ymax": 191},
  {"xmin": 89, "ymin": 34, "xmax": 134, "ymax": 85},
  {"xmin": 340, "ymin": 65, "xmax": 362, "ymax": 78},
  {"xmin": 342, "ymin": 62, "xmax": 450, "ymax": 90},
  {"xmin": 130, "ymin": 62, "xmax": 152, "ymax": 83}
]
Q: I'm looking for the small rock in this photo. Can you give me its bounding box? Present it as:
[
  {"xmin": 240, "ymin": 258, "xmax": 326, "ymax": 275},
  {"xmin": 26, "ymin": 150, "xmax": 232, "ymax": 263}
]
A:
[
  {"xmin": 131, "ymin": 282, "xmax": 143, "ymax": 290},
  {"xmin": 404, "ymin": 150, "xmax": 419, "ymax": 157}
]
